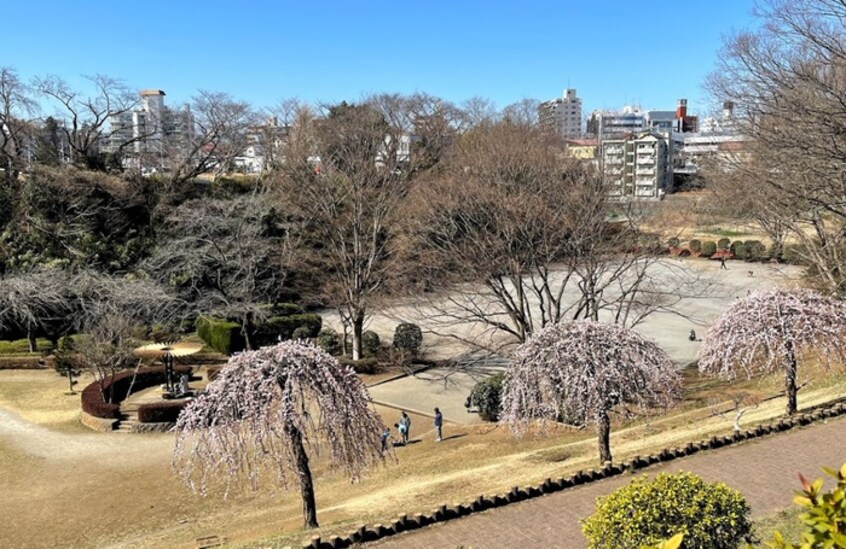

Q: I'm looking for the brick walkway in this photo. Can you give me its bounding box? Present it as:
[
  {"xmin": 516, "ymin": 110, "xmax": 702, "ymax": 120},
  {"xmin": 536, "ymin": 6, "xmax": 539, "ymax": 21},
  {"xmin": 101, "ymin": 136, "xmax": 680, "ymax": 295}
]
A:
[{"xmin": 372, "ymin": 416, "xmax": 846, "ymax": 548}]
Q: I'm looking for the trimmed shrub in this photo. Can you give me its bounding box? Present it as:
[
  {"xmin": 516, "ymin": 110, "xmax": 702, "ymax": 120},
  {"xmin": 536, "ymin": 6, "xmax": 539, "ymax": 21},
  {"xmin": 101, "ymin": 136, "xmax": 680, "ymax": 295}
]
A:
[
  {"xmin": 338, "ymin": 357, "xmax": 381, "ymax": 375},
  {"xmin": 362, "ymin": 330, "xmax": 381, "ymax": 357},
  {"xmin": 688, "ymin": 239, "xmax": 701, "ymax": 253},
  {"xmin": 138, "ymin": 400, "xmax": 188, "ymax": 423},
  {"xmin": 717, "ymin": 238, "xmax": 731, "ymax": 251},
  {"xmin": 196, "ymin": 316, "xmax": 245, "ymax": 355},
  {"xmin": 81, "ymin": 365, "xmax": 193, "ymax": 419},
  {"xmin": 667, "ymin": 237, "xmax": 680, "ymax": 248},
  {"xmin": 700, "ymin": 241, "xmax": 717, "ymax": 257},
  {"xmin": 393, "ymin": 323, "xmax": 423, "ymax": 357},
  {"xmin": 744, "ymin": 240, "xmax": 766, "ymax": 260},
  {"xmin": 317, "ymin": 328, "xmax": 341, "ymax": 355},
  {"xmin": 0, "ymin": 338, "xmax": 54, "ymax": 355},
  {"xmin": 252, "ymin": 314, "xmax": 322, "ymax": 347},
  {"xmin": 730, "ymin": 241, "xmax": 748, "ymax": 259},
  {"xmin": 292, "ymin": 326, "xmax": 313, "ymax": 340},
  {"xmin": 470, "ymin": 372, "xmax": 505, "ymax": 422},
  {"xmin": 269, "ymin": 302, "xmax": 304, "ymax": 316},
  {"xmin": 582, "ymin": 472, "xmax": 752, "ymax": 549}
]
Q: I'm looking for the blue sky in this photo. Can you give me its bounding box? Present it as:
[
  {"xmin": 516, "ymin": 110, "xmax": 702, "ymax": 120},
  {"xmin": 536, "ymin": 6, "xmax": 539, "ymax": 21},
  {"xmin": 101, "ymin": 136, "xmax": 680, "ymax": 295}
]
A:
[{"xmin": 1, "ymin": 1, "xmax": 756, "ymax": 117}]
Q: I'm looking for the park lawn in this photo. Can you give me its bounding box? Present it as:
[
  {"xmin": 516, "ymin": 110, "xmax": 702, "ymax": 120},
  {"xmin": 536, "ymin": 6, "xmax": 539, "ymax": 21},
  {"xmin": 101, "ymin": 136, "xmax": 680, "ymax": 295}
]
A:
[
  {"xmin": 2, "ymin": 366, "xmax": 846, "ymax": 549},
  {"xmin": 0, "ymin": 369, "xmax": 89, "ymax": 432},
  {"xmin": 753, "ymin": 507, "xmax": 804, "ymax": 547}
]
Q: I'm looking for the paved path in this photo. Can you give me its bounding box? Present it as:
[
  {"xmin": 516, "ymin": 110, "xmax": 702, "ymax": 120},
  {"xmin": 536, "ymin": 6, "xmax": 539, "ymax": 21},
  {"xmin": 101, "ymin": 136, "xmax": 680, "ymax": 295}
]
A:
[{"xmin": 373, "ymin": 415, "xmax": 846, "ymax": 548}]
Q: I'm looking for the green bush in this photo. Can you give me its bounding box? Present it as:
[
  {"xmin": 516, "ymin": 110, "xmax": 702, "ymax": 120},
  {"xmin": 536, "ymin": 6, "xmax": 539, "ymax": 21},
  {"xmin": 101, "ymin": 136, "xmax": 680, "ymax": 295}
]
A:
[
  {"xmin": 393, "ymin": 323, "xmax": 423, "ymax": 357},
  {"xmin": 582, "ymin": 471, "xmax": 752, "ymax": 549},
  {"xmin": 767, "ymin": 463, "xmax": 846, "ymax": 548},
  {"xmin": 338, "ymin": 356, "xmax": 381, "ymax": 375},
  {"xmin": 717, "ymin": 238, "xmax": 731, "ymax": 251},
  {"xmin": 700, "ymin": 241, "xmax": 717, "ymax": 257},
  {"xmin": 0, "ymin": 338, "xmax": 54, "ymax": 355},
  {"xmin": 470, "ymin": 372, "xmax": 505, "ymax": 422},
  {"xmin": 667, "ymin": 237, "xmax": 680, "ymax": 248},
  {"xmin": 269, "ymin": 302, "xmax": 304, "ymax": 316},
  {"xmin": 730, "ymin": 241, "xmax": 748, "ymax": 260},
  {"xmin": 196, "ymin": 316, "xmax": 245, "ymax": 355},
  {"xmin": 251, "ymin": 314, "xmax": 322, "ymax": 347},
  {"xmin": 362, "ymin": 330, "xmax": 381, "ymax": 357},
  {"xmin": 744, "ymin": 240, "xmax": 766, "ymax": 260},
  {"xmin": 688, "ymin": 239, "xmax": 702, "ymax": 253},
  {"xmin": 317, "ymin": 329, "xmax": 341, "ymax": 355},
  {"xmin": 292, "ymin": 326, "xmax": 313, "ymax": 340}
]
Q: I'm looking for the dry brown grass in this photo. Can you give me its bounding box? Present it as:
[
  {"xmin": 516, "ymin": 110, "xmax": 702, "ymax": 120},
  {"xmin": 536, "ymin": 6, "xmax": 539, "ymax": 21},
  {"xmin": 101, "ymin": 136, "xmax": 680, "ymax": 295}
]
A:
[{"xmin": 1, "ymin": 366, "xmax": 845, "ymax": 549}]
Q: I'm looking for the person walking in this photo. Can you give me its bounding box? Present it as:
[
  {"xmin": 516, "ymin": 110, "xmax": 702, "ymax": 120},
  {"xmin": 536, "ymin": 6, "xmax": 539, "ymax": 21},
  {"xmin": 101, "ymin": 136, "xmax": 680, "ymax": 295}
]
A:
[
  {"xmin": 720, "ymin": 256, "xmax": 727, "ymax": 270},
  {"xmin": 399, "ymin": 411, "xmax": 411, "ymax": 444},
  {"xmin": 434, "ymin": 407, "xmax": 443, "ymax": 442},
  {"xmin": 380, "ymin": 427, "xmax": 391, "ymax": 453}
]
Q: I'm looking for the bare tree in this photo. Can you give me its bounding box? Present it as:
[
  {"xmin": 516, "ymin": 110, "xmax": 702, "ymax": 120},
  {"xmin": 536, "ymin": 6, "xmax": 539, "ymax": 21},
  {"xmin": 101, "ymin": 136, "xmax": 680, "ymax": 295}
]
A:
[
  {"xmin": 146, "ymin": 190, "xmax": 294, "ymax": 349},
  {"xmin": 699, "ymin": 289, "xmax": 846, "ymax": 415},
  {"xmin": 174, "ymin": 341, "xmax": 385, "ymax": 528},
  {"xmin": 501, "ymin": 320, "xmax": 682, "ymax": 464},
  {"xmin": 710, "ymin": 391, "xmax": 761, "ymax": 433},
  {"xmin": 35, "ymin": 74, "xmax": 139, "ymax": 170},
  {"xmin": 163, "ymin": 91, "xmax": 256, "ymax": 185},
  {"xmin": 0, "ymin": 269, "xmax": 70, "ymax": 352},
  {"xmin": 0, "ymin": 67, "xmax": 38, "ymax": 183},
  {"xmin": 279, "ymin": 97, "xmax": 415, "ymax": 359},
  {"xmin": 708, "ymin": 0, "xmax": 846, "ymax": 294}
]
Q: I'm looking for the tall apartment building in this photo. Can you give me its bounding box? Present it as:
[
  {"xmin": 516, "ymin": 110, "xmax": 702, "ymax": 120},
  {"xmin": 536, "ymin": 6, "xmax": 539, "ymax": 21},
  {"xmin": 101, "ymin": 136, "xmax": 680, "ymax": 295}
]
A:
[
  {"xmin": 601, "ymin": 131, "xmax": 672, "ymax": 200},
  {"xmin": 538, "ymin": 89, "xmax": 582, "ymax": 138},
  {"xmin": 587, "ymin": 106, "xmax": 647, "ymax": 140}
]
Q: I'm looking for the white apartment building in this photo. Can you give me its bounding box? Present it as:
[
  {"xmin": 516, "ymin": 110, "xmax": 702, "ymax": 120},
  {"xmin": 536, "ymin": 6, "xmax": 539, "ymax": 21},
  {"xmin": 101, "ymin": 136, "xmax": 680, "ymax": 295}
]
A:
[
  {"xmin": 588, "ymin": 106, "xmax": 647, "ymax": 140},
  {"xmin": 602, "ymin": 131, "xmax": 671, "ymax": 200},
  {"xmin": 538, "ymin": 89, "xmax": 582, "ymax": 138}
]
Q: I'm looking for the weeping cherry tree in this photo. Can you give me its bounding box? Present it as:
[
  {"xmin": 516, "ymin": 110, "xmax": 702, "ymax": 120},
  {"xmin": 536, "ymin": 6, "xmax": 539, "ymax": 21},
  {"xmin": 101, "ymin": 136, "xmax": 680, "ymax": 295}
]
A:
[
  {"xmin": 699, "ymin": 289, "xmax": 846, "ymax": 416},
  {"xmin": 173, "ymin": 341, "xmax": 385, "ymax": 528},
  {"xmin": 501, "ymin": 320, "xmax": 682, "ymax": 464}
]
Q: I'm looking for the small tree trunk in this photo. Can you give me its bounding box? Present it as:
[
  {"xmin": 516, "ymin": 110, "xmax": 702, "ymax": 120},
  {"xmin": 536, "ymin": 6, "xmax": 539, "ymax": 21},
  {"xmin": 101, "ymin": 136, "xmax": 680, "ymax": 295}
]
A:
[
  {"xmin": 285, "ymin": 421, "xmax": 318, "ymax": 528},
  {"xmin": 67, "ymin": 371, "xmax": 75, "ymax": 394},
  {"xmin": 351, "ymin": 311, "xmax": 364, "ymax": 361},
  {"xmin": 785, "ymin": 342, "xmax": 798, "ymax": 415},
  {"xmin": 27, "ymin": 324, "xmax": 37, "ymax": 353},
  {"xmin": 596, "ymin": 408, "xmax": 612, "ymax": 464}
]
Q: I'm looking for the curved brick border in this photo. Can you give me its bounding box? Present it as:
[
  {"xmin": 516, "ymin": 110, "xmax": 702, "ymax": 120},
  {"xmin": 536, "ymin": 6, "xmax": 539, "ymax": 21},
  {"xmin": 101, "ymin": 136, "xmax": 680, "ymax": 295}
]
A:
[{"xmin": 299, "ymin": 400, "xmax": 846, "ymax": 549}]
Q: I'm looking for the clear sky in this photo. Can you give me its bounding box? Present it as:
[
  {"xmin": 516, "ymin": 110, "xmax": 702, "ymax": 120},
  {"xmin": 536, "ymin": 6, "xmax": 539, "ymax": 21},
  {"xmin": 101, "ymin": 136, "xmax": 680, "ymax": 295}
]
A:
[{"xmin": 0, "ymin": 0, "xmax": 757, "ymax": 117}]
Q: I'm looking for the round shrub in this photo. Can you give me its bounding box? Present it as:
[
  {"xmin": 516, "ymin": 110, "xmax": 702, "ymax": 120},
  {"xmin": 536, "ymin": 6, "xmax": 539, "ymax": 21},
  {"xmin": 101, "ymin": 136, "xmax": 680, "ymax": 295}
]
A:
[
  {"xmin": 700, "ymin": 241, "xmax": 717, "ymax": 257},
  {"xmin": 730, "ymin": 241, "xmax": 748, "ymax": 259},
  {"xmin": 393, "ymin": 323, "xmax": 422, "ymax": 357},
  {"xmin": 744, "ymin": 240, "xmax": 766, "ymax": 260},
  {"xmin": 316, "ymin": 328, "xmax": 340, "ymax": 355},
  {"xmin": 667, "ymin": 237, "xmax": 680, "ymax": 248},
  {"xmin": 717, "ymin": 238, "xmax": 731, "ymax": 251},
  {"xmin": 688, "ymin": 239, "xmax": 701, "ymax": 253},
  {"xmin": 582, "ymin": 471, "xmax": 752, "ymax": 549},
  {"xmin": 292, "ymin": 326, "xmax": 312, "ymax": 340},
  {"xmin": 362, "ymin": 330, "xmax": 380, "ymax": 357},
  {"xmin": 469, "ymin": 372, "xmax": 504, "ymax": 422}
]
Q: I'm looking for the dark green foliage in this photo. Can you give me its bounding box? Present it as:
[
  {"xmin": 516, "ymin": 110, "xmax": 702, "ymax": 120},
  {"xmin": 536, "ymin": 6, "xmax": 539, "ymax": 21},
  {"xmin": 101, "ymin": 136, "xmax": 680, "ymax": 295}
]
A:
[
  {"xmin": 730, "ymin": 241, "xmax": 748, "ymax": 259},
  {"xmin": 196, "ymin": 316, "xmax": 245, "ymax": 355},
  {"xmin": 744, "ymin": 240, "xmax": 766, "ymax": 260},
  {"xmin": 582, "ymin": 472, "xmax": 752, "ymax": 549},
  {"xmin": 137, "ymin": 401, "xmax": 188, "ymax": 423},
  {"xmin": 717, "ymin": 238, "xmax": 731, "ymax": 251},
  {"xmin": 338, "ymin": 356, "xmax": 381, "ymax": 374},
  {"xmin": 393, "ymin": 323, "xmax": 423, "ymax": 357},
  {"xmin": 667, "ymin": 237, "xmax": 680, "ymax": 248},
  {"xmin": 251, "ymin": 314, "xmax": 322, "ymax": 347},
  {"xmin": 362, "ymin": 330, "xmax": 381, "ymax": 357},
  {"xmin": 268, "ymin": 302, "xmax": 304, "ymax": 317},
  {"xmin": 688, "ymin": 239, "xmax": 702, "ymax": 252},
  {"xmin": 317, "ymin": 328, "xmax": 341, "ymax": 355},
  {"xmin": 470, "ymin": 372, "xmax": 505, "ymax": 422},
  {"xmin": 700, "ymin": 241, "xmax": 717, "ymax": 257},
  {"xmin": 292, "ymin": 326, "xmax": 313, "ymax": 340}
]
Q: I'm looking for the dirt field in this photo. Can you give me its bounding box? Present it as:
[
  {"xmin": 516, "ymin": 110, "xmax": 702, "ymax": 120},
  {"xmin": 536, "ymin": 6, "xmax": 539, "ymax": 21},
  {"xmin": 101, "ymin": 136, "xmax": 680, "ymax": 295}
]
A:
[{"xmin": 2, "ymin": 365, "xmax": 845, "ymax": 549}]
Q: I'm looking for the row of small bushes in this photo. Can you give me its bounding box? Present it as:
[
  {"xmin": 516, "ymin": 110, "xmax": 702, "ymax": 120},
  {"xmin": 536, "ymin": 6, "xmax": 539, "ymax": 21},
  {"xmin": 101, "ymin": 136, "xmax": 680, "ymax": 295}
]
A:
[
  {"xmin": 80, "ymin": 365, "xmax": 192, "ymax": 419},
  {"xmin": 315, "ymin": 323, "xmax": 423, "ymax": 358},
  {"xmin": 0, "ymin": 338, "xmax": 54, "ymax": 355},
  {"xmin": 668, "ymin": 237, "xmax": 800, "ymax": 261},
  {"xmin": 137, "ymin": 400, "xmax": 189, "ymax": 423}
]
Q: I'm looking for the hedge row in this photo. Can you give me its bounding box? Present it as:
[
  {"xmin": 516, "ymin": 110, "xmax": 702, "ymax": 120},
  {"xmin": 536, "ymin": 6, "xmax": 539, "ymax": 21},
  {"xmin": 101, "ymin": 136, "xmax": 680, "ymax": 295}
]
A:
[
  {"xmin": 80, "ymin": 365, "xmax": 193, "ymax": 419},
  {"xmin": 307, "ymin": 401, "xmax": 846, "ymax": 549},
  {"xmin": 196, "ymin": 314, "xmax": 322, "ymax": 355},
  {"xmin": 137, "ymin": 400, "xmax": 189, "ymax": 423},
  {"xmin": 196, "ymin": 316, "xmax": 245, "ymax": 355}
]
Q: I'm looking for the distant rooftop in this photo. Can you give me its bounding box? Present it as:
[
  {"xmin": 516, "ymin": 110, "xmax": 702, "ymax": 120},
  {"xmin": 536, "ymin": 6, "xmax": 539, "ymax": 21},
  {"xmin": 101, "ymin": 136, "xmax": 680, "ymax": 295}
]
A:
[{"xmin": 140, "ymin": 89, "xmax": 166, "ymax": 96}]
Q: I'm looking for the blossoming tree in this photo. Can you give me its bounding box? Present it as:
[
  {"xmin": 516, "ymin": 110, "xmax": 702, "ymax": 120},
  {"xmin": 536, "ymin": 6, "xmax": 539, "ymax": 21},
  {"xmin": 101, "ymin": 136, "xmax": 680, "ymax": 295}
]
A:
[
  {"xmin": 699, "ymin": 289, "xmax": 846, "ymax": 416},
  {"xmin": 173, "ymin": 341, "xmax": 385, "ymax": 528},
  {"xmin": 501, "ymin": 320, "xmax": 682, "ymax": 464}
]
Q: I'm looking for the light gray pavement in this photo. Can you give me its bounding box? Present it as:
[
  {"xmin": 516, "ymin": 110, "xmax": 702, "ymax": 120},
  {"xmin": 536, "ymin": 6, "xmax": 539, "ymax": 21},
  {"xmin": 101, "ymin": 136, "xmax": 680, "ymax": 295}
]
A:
[
  {"xmin": 357, "ymin": 259, "xmax": 803, "ymax": 424},
  {"xmin": 372, "ymin": 415, "xmax": 846, "ymax": 549}
]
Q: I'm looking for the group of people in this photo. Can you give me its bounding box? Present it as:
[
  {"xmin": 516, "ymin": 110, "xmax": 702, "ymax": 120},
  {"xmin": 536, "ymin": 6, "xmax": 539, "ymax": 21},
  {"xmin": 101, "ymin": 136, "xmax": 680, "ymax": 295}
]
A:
[{"xmin": 380, "ymin": 407, "xmax": 444, "ymax": 453}]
